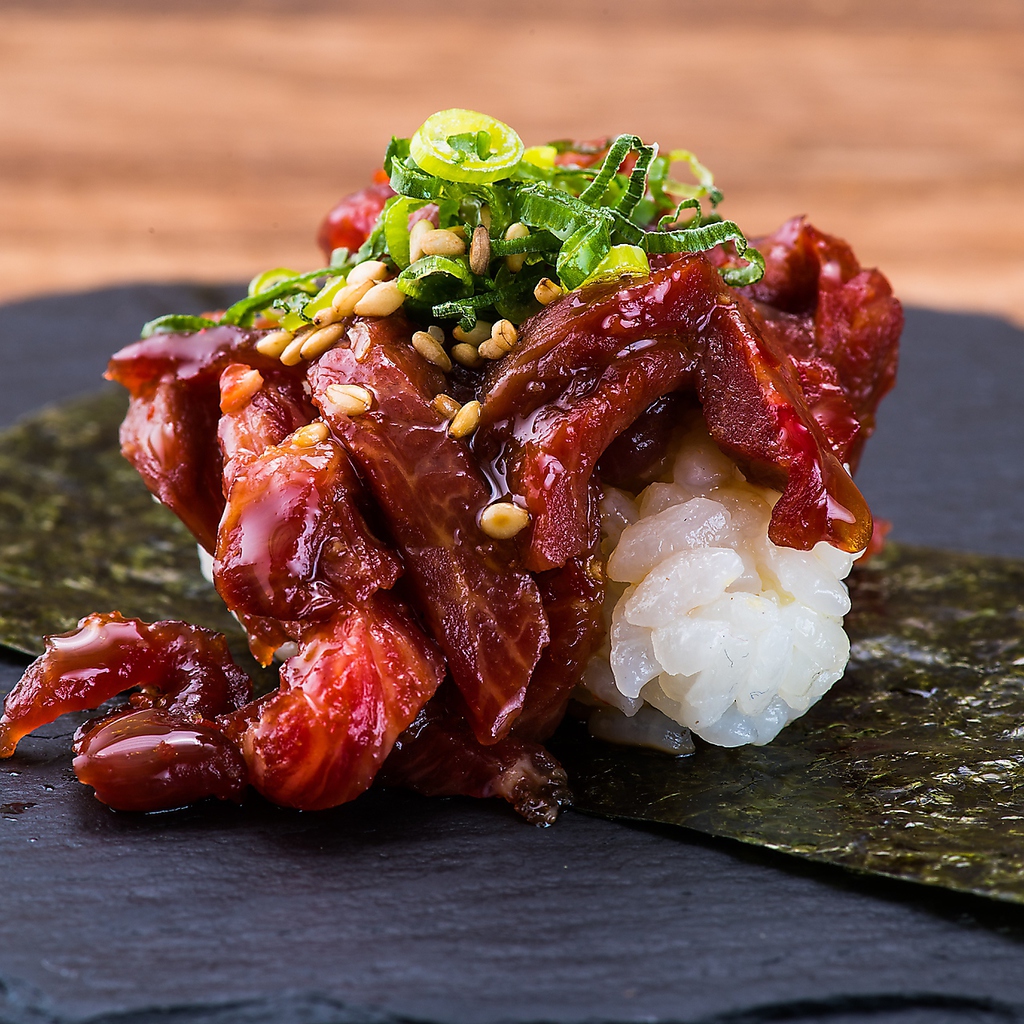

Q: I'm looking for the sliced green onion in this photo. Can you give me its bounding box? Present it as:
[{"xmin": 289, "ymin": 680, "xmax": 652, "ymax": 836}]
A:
[
  {"xmin": 615, "ymin": 142, "xmax": 657, "ymax": 219},
  {"xmin": 302, "ymin": 276, "xmax": 347, "ymax": 319},
  {"xmin": 221, "ymin": 268, "xmax": 330, "ymax": 327},
  {"xmin": 578, "ymin": 244, "xmax": 650, "ymax": 289},
  {"xmin": 514, "ymin": 183, "xmax": 606, "ymax": 241},
  {"xmin": 640, "ymin": 219, "xmax": 750, "ymax": 256},
  {"xmin": 140, "ymin": 313, "xmax": 218, "ymax": 339},
  {"xmin": 521, "ymin": 145, "xmax": 557, "ymax": 169},
  {"xmin": 396, "ymin": 255, "xmax": 475, "ymax": 306},
  {"xmin": 409, "ymin": 109, "xmax": 524, "ymax": 185},
  {"xmin": 662, "ymin": 149, "xmax": 723, "ymax": 207},
  {"xmin": 556, "ymin": 222, "xmax": 612, "ymax": 291},
  {"xmin": 247, "ymin": 267, "xmax": 301, "ymax": 297},
  {"xmin": 577, "ymin": 135, "xmax": 640, "ymax": 206},
  {"xmin": 657, "ymin": 198, "xmax": 703, "ymax": 231},
  {"xmin": 383, "ymin": 196, "xmax": 429, "ymax": 269},
  {"xmin": 488, "ymin": 230, "xmax": 561, "ymax": 257},
  {"xmin": 720, "ymin": 246, "xmax": 765, "ymax": 287}
]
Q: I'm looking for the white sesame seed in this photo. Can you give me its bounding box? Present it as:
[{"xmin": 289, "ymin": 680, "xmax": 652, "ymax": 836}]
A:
[
  {"xmin": 312, "ymin": 305, "xmax": 343, "ymax": 328},
  {"xmin": 280, "ymin": 335, "xmax": 308, "ymax": 366},
  {"xmin": 452, "ymin": 320, "xmax": 492, "ymax": 346},
  {"xmin": 427, "ymin": 324, "xmax": 445, "ymax": 343},
  {"xmin": 300, "ymin": 323, "xmax": 346, "ymax": 359},
  {"xmin": 412, "ymin": 330, "xmax": 452, "ymax": 371},
  {"xmin": 419, "ymin": 228, "xmax": 467, "ymax": 258},
  {"xmin": 447, "ymin": 400, "xmax": 482, "ymax": 438},
  {"xmin": 409, "ymin": 219, "xmax": 434, "ymax": 263},
  {"xmin": 504, "ymin": 221, "xmax": 530, "ymax": 273},
  {"xmin": 291, "ymin": 421, "xmax": 329, "ymax": 447},
  {"xmin": 324, "ymin": 383, "xmax": 373, "ymax": 416},
  {"xmin": 353, "ymin": 280, "xmax": 405, "ymax": 317},
  {"xmin": 432, "ymin": 393, "xmax": 461, "ymax": 419},
  {"xmin": 479, "ymin": 501, "xmax": 531, "ymax": 539},
  {"xmin": 451, "ymin": 343, "xmax": 483, "ymax": 369},
  {"xmin": 346, "ymin": 260, "xmax": 390, "ymax": 287},
  {"xmin": 255, "ymin": 329, "xmax": 294, "ymax": 358},
  {"xmin": 332, "ymin": 280, "xmax": 374, "ymax": 316},
  {"xmin": 534, "ymin": 277, "xmax": 563, "ymax": 305}
]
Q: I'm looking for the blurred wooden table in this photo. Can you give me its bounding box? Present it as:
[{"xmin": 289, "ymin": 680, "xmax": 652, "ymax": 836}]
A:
[{"xmin": 2, "ymin": 0, "xmax": 1022, "ymax": 323}]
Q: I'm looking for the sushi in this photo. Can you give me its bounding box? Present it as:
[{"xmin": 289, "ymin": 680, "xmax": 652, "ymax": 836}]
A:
[{"xmin": 0, "ymin": 109, "xmax": 901, "ymax": 823}]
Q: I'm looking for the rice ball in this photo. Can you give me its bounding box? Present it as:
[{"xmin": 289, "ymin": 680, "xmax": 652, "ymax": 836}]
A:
[{"xmin": 581, "ymin": 422, "xmax": 857, "ymax": 748}]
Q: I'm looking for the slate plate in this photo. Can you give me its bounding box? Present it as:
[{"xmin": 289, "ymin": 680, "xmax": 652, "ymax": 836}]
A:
[{"xmin": 2, "ymin": 288, "xmax": 1024, "ymax": 1024}]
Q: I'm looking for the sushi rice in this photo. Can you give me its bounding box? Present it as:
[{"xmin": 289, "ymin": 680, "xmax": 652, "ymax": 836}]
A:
[{"xmin": 580, "ymin": 421, "xmax": 858, "ymax": 751}]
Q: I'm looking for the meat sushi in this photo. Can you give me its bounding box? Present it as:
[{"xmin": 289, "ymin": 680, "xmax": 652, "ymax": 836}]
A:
[{"xmin": 0, "ymin": 109, "xmax": 901, "ymax": 822}]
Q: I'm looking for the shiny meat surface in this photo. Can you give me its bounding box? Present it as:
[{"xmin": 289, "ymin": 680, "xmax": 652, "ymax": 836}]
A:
[
  {"xmin": 309, "ymin": 319, "xmax": 550, "ymax": 746},
  {"xmin": 2, "ymin": 205, "xmax": 900, "ymax": 822},
  {"xmin": 0, "ymin": 612, "xmax": 252, "ymax": 809}
]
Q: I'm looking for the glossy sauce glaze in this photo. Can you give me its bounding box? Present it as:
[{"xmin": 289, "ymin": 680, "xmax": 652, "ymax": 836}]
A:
[{"xmin": 0, "ymin": 197, "xmax": 900, "ymax": 822}]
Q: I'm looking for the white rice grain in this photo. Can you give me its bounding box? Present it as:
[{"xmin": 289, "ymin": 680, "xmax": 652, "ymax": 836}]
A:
[{"xmin": 581, "ymin": 421, "xmax": 859, "ymax": 748}]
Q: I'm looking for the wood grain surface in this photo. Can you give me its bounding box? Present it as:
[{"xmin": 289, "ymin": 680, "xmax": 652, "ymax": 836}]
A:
[{"xmin": 1, "ymin": 0, "xmax": 1022, "ymax": 323}]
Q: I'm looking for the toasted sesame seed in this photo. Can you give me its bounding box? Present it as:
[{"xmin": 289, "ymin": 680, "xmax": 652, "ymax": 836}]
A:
[
  {"xmin": 219, "ymin": 367, "xmax": 264, "ymax": 414},
  {"xmin": 300, "ymin": 323, "xmax": 346, "ymax": 359},
  {"xmin": 478, "ymin": 339, "xmax": 505, "ymax": 360},
  {"xmin": 504, "ymin": 221, "xmax": 530, "ymax": 273},
  {"xmin": 291, "ymin": 421, "xmax": 329, "ymax": 447},
  {"xmin": 419, "ymin": 228, "xmax": 466, "ymax": 258},
  {"xmin": 586, "ymin": 556, "xmax": 605, "ymax": 582},
  {"xmin": 469, "ymin": 225, "xmax": 491, "ymax": 275},
  {"xmin": 534, "ymin": 277, "xmax": 563, "ymax": 305},
  {"xmin": 346, "ymin": 260, "xmax": 389, "ymax": 287},
  {"xmin": 409, "ymin": 219, "xmax": 433, "ymax": 263},
  {"xmin": 280, "ymin": 335, "xmax": 308, "ymax": 366},
  {"xmin": 448, "ymin": 400, "xmax": 482, "ymax": 438},
  {"xmin": 351, "ymin": 323, "xmax": 373, "ymax": 362},
  {"xmin": 479, "ymin": 501, "xmax": 531, "ymax": 539},
  {"xmin": 312, "ymin": 305, "xmax": 343, "ymax": 328},
  {"xmin": 451, "ymin": 343, "xmax": 483, "ymax": 369},
  {"xmin": 432, "ymin": 393, "xmax": 462, "ymax": 419},
  {"xmin": 324, "ymin": 383, "xmax": 373, "ymax": 416},
  {"xmin": 492, "ymin": 319, "xmax": 517, "ymax": 349},
  {"xmin": 255, "ymin": 329, "xmax": 294, "ymax": 358},
  {"xmin": 426, "ymin": 324, "xmax": 445, "ymax": 343},
  {"xmin": 354, "ymin": 280, "xmax": 405, "ymax": 317},
  {"xmin": 412, "ymin": 330, "xmax": 453, "ymax": 371},
  {"xmin": 332, "ymin": 280, "xmax": 374, "ymax": 316},
  {"xmin": 452, "ymin": 320, "xmax": 492, "ymax": 346}
]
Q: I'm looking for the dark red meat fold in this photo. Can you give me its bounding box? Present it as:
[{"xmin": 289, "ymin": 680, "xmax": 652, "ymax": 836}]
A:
[
  {"xmin": 308, "ymin": 317, "xmax": 550, "ymax": 747},
  {"xmin": 379, "ymin": 689, "xmax": 572, "ymax": 826},
  {"xmin": 480, "ymin": 239, "xmax": 900, "ymax": 567},
  {"xmin": 0, "ymin": 613, "xmax": 252, "ymax": 809},
  {"xmin": 107, "ymin": 325, "xmax": 295, "ymax": 552},
  {"xmin": 221, "ymin": 593, "xmax": 445, "ymax": 811}
]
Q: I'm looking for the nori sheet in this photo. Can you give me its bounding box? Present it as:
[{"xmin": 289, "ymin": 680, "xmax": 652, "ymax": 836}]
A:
[
  {"xmin": 558, "ymin": 545, "xmax": 1024, "ymax": 904},
  {"xmin": 2, "ymin": 389, "xmax": 1024, "ymax": 903},
  {"xmin": 0, "ymin": 389, "xmax": 265, "ymax": 679}
]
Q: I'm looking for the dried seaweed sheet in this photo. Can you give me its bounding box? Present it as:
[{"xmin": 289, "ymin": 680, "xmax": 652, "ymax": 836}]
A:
[
  {"xmin": 559, "ymin": 545, "xmax": 1024, "ymax": 904},
  {"xmin": 3, "ymin": 391, "xmax": 1024, "ymax": 903},
  {"xmin": 0, "ymin": 390, "xmax": 260, "ymax": 675}
]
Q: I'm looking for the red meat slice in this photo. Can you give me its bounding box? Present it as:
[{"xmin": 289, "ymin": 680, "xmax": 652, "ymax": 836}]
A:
[{"xmin": 308, "ymin": 317, "xmax": 550, "ymax": 746}]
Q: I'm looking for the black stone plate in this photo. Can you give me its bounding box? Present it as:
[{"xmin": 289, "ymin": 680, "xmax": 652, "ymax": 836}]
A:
[{"xmin": 1, "ymin": 287, "xmax": 1024, "ymax": 1024}]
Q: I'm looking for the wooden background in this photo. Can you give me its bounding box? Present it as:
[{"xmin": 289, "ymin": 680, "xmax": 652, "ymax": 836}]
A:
[{"xmin": 1, "ymin": 0, "xmax": 1022, "ymax": 324}]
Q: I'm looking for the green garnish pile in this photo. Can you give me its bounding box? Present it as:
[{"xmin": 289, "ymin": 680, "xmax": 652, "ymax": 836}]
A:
[{"xmin": 142, "ymin": 109, "xmax": 764, "ymax": 339}]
